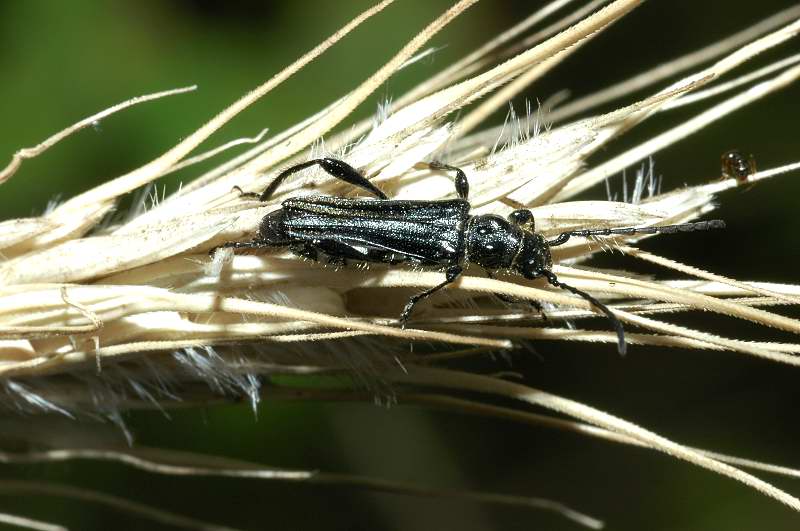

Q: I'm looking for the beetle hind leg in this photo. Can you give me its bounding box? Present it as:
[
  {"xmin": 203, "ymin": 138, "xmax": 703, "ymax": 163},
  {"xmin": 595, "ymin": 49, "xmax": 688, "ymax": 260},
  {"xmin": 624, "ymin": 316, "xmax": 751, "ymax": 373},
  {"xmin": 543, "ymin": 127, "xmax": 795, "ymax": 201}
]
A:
[
  {"xmin": 208, "ymin": 239, "xmax": 289, "ymax": 256},
  {"xmin": 231, "ymin": 185, "xmax": 261, "ymax": 200},
  {"xmin": 259, "ymin": 158, "xmax": 388, "ymax": 202}
]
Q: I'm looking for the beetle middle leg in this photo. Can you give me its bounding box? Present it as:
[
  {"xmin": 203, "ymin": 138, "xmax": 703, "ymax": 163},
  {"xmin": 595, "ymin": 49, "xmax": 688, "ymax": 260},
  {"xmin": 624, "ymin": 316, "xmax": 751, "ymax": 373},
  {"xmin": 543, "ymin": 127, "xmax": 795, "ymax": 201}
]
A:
[
  {"xmin": 290, "ymin": 243, "xmax": 319, "ymax": 261},
  {"xmin": 426, "ymin": 161, "xmax": 469, "ymax": 199},
  {"xmin": 399, "ymin": 265, "xmax": 463, "ymax": 326}
]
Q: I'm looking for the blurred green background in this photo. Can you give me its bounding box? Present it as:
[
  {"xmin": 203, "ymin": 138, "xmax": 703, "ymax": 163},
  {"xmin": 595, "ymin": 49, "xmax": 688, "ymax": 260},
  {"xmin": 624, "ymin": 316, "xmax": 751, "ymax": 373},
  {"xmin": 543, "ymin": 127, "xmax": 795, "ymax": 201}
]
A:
[{"xmin": 1, "ymin": 1, "xmax": 799, "ymax": 529}]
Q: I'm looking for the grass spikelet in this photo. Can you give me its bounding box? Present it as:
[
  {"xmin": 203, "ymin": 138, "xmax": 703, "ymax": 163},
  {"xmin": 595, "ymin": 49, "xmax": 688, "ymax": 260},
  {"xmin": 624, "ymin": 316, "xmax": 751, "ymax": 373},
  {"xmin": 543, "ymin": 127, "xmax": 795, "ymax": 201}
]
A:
[{"xmin": 2, "ymin": 1, "xmax": 800, "ymax": 528}]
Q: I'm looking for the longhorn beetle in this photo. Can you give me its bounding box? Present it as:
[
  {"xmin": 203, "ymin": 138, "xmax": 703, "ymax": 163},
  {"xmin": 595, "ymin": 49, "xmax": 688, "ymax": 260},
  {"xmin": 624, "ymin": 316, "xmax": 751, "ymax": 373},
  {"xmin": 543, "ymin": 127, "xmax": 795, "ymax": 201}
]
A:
[{"xmin": 213, "ymin": 158, "xmax": 726, "ymax": 354}]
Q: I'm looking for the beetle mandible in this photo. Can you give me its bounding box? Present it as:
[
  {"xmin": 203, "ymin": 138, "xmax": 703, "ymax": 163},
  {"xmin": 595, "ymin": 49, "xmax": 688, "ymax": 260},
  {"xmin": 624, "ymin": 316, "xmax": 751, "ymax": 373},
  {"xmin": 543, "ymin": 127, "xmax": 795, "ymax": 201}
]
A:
[{"xmin": 213, "ymin": 158, "xmax": 726, "ymax": 355}]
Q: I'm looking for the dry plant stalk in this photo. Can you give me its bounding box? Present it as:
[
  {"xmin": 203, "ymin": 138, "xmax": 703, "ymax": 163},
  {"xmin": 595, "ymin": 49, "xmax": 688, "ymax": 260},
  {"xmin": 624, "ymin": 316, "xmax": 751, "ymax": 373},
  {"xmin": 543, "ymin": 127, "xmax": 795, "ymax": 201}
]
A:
[{"xmin": 2, "ymin": 0, "xmax": 800, "ymax": 525}]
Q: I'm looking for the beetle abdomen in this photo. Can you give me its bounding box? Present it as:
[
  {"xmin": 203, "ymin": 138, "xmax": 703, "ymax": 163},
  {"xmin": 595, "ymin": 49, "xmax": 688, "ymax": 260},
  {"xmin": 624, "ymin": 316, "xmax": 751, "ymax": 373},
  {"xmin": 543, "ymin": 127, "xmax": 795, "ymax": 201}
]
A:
[
  {"xmin": 280, "ymin": 196, "xmax": 470, "ymax": 265},
  {"xmin": 258, "ymin": 208, "xmax": 290, "ymax": 242}
]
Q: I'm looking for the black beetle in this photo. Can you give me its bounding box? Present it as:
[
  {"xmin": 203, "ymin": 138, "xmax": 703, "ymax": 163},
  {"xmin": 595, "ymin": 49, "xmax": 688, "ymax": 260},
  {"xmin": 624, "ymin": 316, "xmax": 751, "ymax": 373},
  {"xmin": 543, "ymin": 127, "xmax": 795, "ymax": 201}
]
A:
[{"xmin": 214, "ymin": 158, "xmax": 726, "ymax": 354}]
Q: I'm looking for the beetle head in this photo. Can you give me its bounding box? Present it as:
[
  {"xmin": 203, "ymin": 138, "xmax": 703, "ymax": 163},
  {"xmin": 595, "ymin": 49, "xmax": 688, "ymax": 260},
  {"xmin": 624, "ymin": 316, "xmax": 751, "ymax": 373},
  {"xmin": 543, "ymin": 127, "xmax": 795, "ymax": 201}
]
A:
[{"xmin": 513, "ymin": 232, "xmax": 553, "ymax": 279}]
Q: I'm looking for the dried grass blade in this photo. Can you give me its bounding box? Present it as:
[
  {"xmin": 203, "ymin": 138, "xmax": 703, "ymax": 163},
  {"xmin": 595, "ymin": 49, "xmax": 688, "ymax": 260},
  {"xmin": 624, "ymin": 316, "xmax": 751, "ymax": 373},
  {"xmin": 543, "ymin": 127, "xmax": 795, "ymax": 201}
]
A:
[
  {"xmin": 399, "ymin": 368, "xmax": 800, "ymax": 512},
  {"xmin": 619, "ymin": 246, "xmax": 800, "ymax": 305},
  {"xmin": 556, "ymin": 28, "xmax": 800, "ymax": 200},
  {"xmin": 556, "ymin": 266, "xmax": 800, "ymax": 335},
  {"xmin": 403, "ymin": 393, "xmax": 800, "ymax": 480},
  {"xmin": 45, "ymin": 0, "xmax": 397, "ymax": 215},
  {"xmin": 227, "ymin": 0, "xmax": 482, "ymax": 185},
  {"xmin": 0, "ymin": 86, "xmax": 196, "ymax": 185},
  {"xmin": 0, "ymin": 447, "xmax": 604, "ymax": 529},
  {"xmin": 0, "ymin": 480, "xmax": 239, "ymax": 531},
  {"xmin": 397, "ymin": 0, "xmax": 582, "ymax": 106},
  {"xmin": 0, "ymin": 512, "xmax": 65, "ymax": 531},
  {"xmin": 549, "ymin": 5, "xmax": 800, "ymax": 122}
]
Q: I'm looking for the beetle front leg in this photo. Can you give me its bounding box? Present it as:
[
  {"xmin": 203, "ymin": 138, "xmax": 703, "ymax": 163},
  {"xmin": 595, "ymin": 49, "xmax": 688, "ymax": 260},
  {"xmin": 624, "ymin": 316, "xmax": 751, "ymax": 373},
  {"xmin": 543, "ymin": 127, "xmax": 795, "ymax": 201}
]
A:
[
  {"xmin": 399, "ymin": 265, "xmax": 463, "ymax": 327},
  {"xmin": 486, "ymin": 270, "xmax": 547, "ymax": 320}
]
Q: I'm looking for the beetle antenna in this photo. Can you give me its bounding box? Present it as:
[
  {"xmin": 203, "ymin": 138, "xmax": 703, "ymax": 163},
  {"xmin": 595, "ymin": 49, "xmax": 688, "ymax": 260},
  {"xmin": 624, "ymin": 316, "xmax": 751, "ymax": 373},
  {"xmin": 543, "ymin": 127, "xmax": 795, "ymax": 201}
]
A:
[
  {"xmin": 542, "ymin": 270, "xmax": 626, "ymax": 355},
  {"xmin": 547, "ymin": 219, "xmax": 725, "ymax": 247}
]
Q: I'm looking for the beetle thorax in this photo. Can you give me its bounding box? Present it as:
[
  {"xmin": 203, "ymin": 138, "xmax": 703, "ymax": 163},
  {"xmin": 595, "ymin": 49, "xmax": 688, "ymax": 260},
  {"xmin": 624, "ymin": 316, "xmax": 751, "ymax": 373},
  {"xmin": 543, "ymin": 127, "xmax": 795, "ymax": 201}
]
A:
[{"xmin": 466, "ymin": 215, "xmax": 524, "ymax": 270}]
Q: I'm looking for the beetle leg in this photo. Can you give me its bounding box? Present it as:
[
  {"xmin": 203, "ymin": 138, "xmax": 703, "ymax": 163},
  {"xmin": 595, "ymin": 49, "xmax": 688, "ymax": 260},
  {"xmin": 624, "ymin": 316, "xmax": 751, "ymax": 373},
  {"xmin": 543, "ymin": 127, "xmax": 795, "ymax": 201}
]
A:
[
  {"xmin": 231, "ymin": 185, "xmax": 261, "ymax": 200},
  {"xmin": 376, "ymin": 253, "xmax": 406, "ymax": 265},
  {"xmin": 291, "ymin": 243, "xmax": 319, "ymax": 261},
  {"xmin": 486, "ymin": 270, "xmax": 547, "ymax": 320},
  {"xmin": 399, "ymin": 265, "xmax": 463, "ymax": 327},
  {"xmin": 540, "ymin": 269, "xmax": 626, "ymax": 355},
  {"xmin": 507, "ymin": 209, "xmax": 534, "ymax": 229},
  {"xmin": 427, "ymin": 161, "xmax": 469, "ymax": 199},
  {"xmin": 208, "ymin": 239, "xmax": 288, "ymax": 256},
  {"xmin": 258, "ymin": 158, "xmax": 387, "ymax": 202},
  {"xmin": 314, "ymin": 240, "xmax": 371, "ymax": 261}
]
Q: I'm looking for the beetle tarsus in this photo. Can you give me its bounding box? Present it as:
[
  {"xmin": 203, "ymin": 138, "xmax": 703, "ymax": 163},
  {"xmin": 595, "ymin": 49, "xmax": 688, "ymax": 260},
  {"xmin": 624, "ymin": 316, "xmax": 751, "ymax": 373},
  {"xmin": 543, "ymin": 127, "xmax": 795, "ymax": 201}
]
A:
[
  {"xmin": 232, "ymin": 185, "xmax": 260, "ymax": 200},
  {"xmin": 427, "ymin": 161, "xmax": 469, "ymax": 199}
]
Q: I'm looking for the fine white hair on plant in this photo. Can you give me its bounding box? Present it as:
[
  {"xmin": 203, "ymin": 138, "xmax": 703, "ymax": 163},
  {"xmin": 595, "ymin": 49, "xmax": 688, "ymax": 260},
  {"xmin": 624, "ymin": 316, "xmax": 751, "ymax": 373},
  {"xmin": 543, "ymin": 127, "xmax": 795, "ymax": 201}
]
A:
[{"xmin": 2, "ymin": 0, "xmax": 800, "ymax": 527}]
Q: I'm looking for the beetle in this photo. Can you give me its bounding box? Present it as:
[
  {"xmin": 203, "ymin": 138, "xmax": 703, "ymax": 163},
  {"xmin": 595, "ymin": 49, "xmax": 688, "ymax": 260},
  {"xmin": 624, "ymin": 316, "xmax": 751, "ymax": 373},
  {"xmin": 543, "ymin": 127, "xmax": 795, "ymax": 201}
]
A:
[
  {"xmin": 721, "ymin": 150, "xmax": 756, "ymax": 183},
  {"xmin": 213, "ymin": 158, "xmax": 726, "ymax": 354}
]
